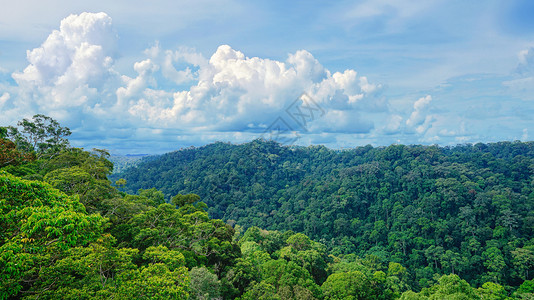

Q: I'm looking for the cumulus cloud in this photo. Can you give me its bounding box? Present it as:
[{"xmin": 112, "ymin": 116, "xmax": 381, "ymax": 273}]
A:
[
  {"xmin": 144, "ymin": 42, "xmax": 208, "ymax": 85},
  {"xmin": 406, "ymin": 95, "xmax": 432, "ymax": 127},
  {"xmin": 9, "ymin": 12, "xmax": 119, "ymax": 126},
  {"xmin": 11, "ymin": 11, "xmax": 528, "ymax": 152},
  {"xmin": 13, "ymin": 12, "xmax": 116, "ymax": 86},
  {"xmin": 3, "ymin": 12, "xmax": 388, "ymax": 151},
  {"xmin": 125, "ymin": 44, "xmax": 382, "ymax": 135}
]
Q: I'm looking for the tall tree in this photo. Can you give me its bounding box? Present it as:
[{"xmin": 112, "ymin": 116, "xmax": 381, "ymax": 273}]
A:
[{"xmin": 5, "ymin": 114, "xmax": 71, "ymax": 156}]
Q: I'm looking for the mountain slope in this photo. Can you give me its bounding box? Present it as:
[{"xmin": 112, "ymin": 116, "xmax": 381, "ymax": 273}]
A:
[{"xmin": 115, "ymin": 140, "xmax": 534, "ymax": 287}]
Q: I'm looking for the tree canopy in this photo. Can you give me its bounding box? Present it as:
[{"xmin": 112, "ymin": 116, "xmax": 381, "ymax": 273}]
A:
[{"xmin": 2, "ymin": 116, "xmax": 533, "ymax": 299}]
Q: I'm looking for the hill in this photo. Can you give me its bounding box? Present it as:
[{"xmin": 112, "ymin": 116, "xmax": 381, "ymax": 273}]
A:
[
  {"xmin": 4, "ymin": 115, "xmax": 534, "ymax": 298},
  {"xmin": 115, "ymin": 140, "xmax": 534, "ymax": 288}
]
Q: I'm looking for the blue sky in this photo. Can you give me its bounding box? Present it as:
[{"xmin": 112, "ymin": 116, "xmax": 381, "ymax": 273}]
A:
[{"xmin": 0, "ymin": 0, "xmax": 533, "ymax": 154}]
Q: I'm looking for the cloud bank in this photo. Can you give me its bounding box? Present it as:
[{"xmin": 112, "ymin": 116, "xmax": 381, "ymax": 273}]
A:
[{"xmin": 0, "ymin": 12, "xmax": 532, "ymax": 153}]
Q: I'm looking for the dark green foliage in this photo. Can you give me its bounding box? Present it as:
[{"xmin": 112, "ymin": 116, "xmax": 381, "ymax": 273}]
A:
[
  {"xmin": 515, "ymin": 279, "xmax": 534, "ymax": 298},
  {"xmin": 3, "ymin": 115, "xmax": 534, "ymax": 299},
  {"xmin": 116, "ymin": 140, "xmax": 534, "ymax": 289}
]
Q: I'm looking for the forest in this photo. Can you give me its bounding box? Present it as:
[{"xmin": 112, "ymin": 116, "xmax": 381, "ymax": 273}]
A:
[{"xmin": 1, "ymin": 115, "xmax": 534, "ymax": 299}]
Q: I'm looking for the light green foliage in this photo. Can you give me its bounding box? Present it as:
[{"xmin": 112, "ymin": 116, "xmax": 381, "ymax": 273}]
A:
[
  {"xmin": 483, "ymin": 247, "xmax": 507, "ymax": 282},
  {"xmin": 189, "ymin": 266, "xmax": 221, "ymax": 300},
  {"xmin": 427, "ymin": 274, "xmax": 479, "ymax": 299},
  {"xmin": 324, "ymin": 255, "xmax": 409, "ymax": 299},
  {"xmin": 286, "ymin": 233, "xmax": 312, "ymax": 251},
  {"xmin": 387, "ymin": 262, "xmax": 411, "ymax": 297},
  {"xmin": 476, "ymin": 282, "xmax": 510, "ymax": 300},
  {"xmin": 259, "ymin": 259, "xmax": 322, "ymax": 299},
  {"xmin": 401, "ymin": 274, "xmax": 480, "ymax": 300},
  {"xmin": 515, "ymin": 279, "xmax": 534, "ymax": 299},
  {"xmin": 42, "ymin": 148, "xmax": 115, "ymax": 212},
  {"xmin": 321, "ymin": 271, "xmax": 371, "ymax": 300},
  {"xmin": 511, "ymin": 247, "xmax": 534, "ymax": 281},
  {"xmin": 114, "ymin": 263, "xmax": 189, "ymax": 299},
  {"xmin": 226, "ymin": 229, "xmax": 326, "ymax": 300},
  {"xmin": 0, "ymin": 171, "xmax": 106, "ymax": 298},
  {"xmin": 241, "ymin": 241, "xmax": 263, "ymax": 257},
  {"xmin": 138, "ymin": 187, "xmax": 165, "ymax": 206},
  {"xmin": 44, "ymin": 165, "xmax": 114, "ymax": 211},
  {"xmin": 143, "ymin": 245, "xmax": 186, "ymax": 270},
  {"xmin": 115, "ymin": 178, "xmax": 127, "ymax": 187},
  {"xmin": 239, "ymin": 281, "xmax": 280, "ymax": 300},
  {"xmin": 399, "ymin": 290, "xmax": 428, "ymax": 300},
  {"xmin": 23, "ymin": 234, "xmax": 136, "ymax": 299},
  {"xmin": 126, "ymin": 202, "xmax": 238, "ymax": 270},
  {"xmin": 0, "ymin": 166, "xmax": 191, "ymax": 299},
  {"xmin": 278, "ymin": 233, "xmax": 331, "ymax": 284}
]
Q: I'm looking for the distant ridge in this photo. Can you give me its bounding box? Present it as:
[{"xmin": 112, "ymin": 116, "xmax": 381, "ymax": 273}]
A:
[{"xmin": 109, "ymin": 153, "xmax": 156, "ymax": 174}]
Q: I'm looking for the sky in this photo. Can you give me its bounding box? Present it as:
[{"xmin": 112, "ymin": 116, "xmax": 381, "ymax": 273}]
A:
[{"xmin": 0, "ymin": 0, "xmax": 533, "ymax": 154}]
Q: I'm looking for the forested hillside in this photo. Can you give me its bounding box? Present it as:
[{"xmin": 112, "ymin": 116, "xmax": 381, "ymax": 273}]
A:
[
  {"xmin": 116, "ymin": 139, "xmax": 534, "ymax": 290},
  {"xmin": 109, "ymin": 154, "xmax": 153, "ymax": 174},
  {"xmin": 2, "ymin": 116, "xmax": 534, "ymax": 299}
]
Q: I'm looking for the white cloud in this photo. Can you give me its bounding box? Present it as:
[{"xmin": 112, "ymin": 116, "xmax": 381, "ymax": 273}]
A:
[
  {"xmin": 5, "ymin": 11, "xmax": 529, "ymax": 153},
  {"xmin": 125, "ymin": 44, "xmax": 382, "ymax": 135},
  {"xmin": 11, "ymin": 12, "xmax": 118, "ymax": 118},
  {"xmin": 406, "ymin": 95, "xmax": 432, "ymax": 128},
  {"xmin": 382, "ymin": 114, "xmax": 403, "ymax": 134},
  {"xmin": 0, "ymin": 92, "xmax": 9, "ymax": 110},
  {"xmin": 414, "ymin": 115, "xmax": 434, "ymax": 135},
  {"xmin": 13, "ymin": 12, "xmax": 116, "ymax": 85},
  {"xmin": 517, "ymin": 47, "xmax": 534, "ymax": 75},
  {"xmin": 3, "ymin": 12, "xmax": 386, "ymax": 151},
  {"xmin": 502, "ymin": 47, "xmax": 534, "ymax": 99}
]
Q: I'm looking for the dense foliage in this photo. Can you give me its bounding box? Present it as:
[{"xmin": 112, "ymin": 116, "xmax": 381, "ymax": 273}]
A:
[
  {"xmin": 116, "ymin": 139, "xmax": 534, "ymax": 291},
  {"xmin": 2, "ymin": 116, "xmax": 534, "ymax": 299}
]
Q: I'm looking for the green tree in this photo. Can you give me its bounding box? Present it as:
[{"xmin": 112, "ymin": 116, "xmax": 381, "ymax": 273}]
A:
[
  {"xmin": 476, "ymin": 282, "xmax": 509, "ymax": 300},
  {"xmin": 514, "ymin": 279, "xmax": 534, "ymax": 299},
  {"xmin": 6, "ymin": 114, "xmax": 71, "ymax": 155},
  {"xmin": 0, "ymin": 137, "xmax": 34, "ymax": 167},
  {"xmin": 321, "ymin": 271, "xmax": 373, "ymax": 300},
  {"xmin": 483, "ymin": 247, "xmax": 507, "ymax": 282},
  {"xmin": 424, "ymin": 274, "xmax": 479, "ymax": 300},
  {"xmin": 239, "ymin": 282, "xmax": 280, "ymax": 300},
  {"xmin": 189, "ymin": 267, "xmax": 221, "ymax": 300},
  {"xmin": 511, "ymin": 247, "xmax": 534, "ymax": 281},
  {"xmin": 172, "ymin": 193, "xmax": 201, "ymax": 207},
  {"xmin": 260, "ymin": 259, "xmax": 321, "ymax": 299},
  {"xmin": 0, "ymin": 171, "xmax": 106, "ymax": 298}
]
